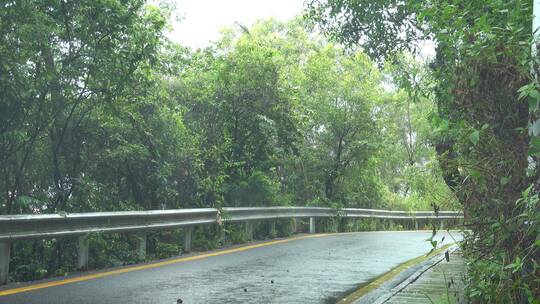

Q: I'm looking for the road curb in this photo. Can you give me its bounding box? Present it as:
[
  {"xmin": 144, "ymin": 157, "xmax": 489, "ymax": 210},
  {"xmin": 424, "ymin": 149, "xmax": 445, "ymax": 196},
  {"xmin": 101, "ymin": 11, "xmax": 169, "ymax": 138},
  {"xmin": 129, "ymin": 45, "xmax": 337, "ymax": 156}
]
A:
[
  {"xmin": 337, "ymin": 243, "xmax": 458, "ymax": 304},
  {"xmin": 355, "ymin": 245, "xmax": 459, "ymax": 304}
]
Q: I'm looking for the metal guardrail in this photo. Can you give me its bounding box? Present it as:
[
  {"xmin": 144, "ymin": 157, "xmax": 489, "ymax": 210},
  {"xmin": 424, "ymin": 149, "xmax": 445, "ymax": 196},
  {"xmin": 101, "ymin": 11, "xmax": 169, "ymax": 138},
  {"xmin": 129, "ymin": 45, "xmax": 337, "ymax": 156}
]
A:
[
  {"xmin": 0, "ymin": 207, "xmax": 462, "ymax": 241},
  {"xmin": 0, "ymin": 207, "xmax": 463, "ymax": 284}
]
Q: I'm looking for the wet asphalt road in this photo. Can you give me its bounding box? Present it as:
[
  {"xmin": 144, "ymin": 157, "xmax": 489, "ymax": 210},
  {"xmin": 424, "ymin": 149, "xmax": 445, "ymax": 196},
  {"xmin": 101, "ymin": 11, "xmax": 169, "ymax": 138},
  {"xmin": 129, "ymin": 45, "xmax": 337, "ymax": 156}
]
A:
[{"xmin": 0, "ymin": 231, "xmax": 460, "ymax": 304}]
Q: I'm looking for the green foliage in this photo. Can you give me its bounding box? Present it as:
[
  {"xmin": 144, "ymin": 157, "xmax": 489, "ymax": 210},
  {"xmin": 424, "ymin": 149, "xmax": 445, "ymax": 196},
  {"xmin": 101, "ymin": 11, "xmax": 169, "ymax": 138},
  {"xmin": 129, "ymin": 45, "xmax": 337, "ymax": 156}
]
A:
[
  {"xmin": 10, "ymin": 239, "xmax": 76, "ymax": 282},
  {"xmin": 462, "ymin": 186, "xmax": 540, "ymax": 303},
  {"xmin": 225, "ymin": 171, "xmax": 282, "ymax": 207},
  {"xmin": 192, "ymin": 226, "xmax": 222, "ymax": 251}
]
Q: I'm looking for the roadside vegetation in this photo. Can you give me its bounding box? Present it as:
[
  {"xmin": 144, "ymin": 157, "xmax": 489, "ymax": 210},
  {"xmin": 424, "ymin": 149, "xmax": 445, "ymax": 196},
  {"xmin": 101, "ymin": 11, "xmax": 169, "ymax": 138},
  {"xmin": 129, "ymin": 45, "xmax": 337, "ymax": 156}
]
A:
[{"xmin": 307, "ymin": 0, "xmax": 540, "ymax": 302}]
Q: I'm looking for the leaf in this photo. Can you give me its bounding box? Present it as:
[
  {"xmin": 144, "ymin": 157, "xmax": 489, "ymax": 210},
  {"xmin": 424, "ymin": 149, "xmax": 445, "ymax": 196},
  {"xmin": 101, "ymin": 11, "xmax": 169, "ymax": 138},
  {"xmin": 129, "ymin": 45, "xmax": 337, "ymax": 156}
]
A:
[
  {"xmin": 500, "ymin": 177, "xmax": 509, "ymax": 185},
  {"xmin": 469, "ymin": 130, "xmax": 479, "ymax": 145},
  {"xmin": 503, "ymin": 263, "xmax": 515, "ymax": 270},
  {"xmin": 522, "ymin": 184, "xmax": 533, "ymax": 198},
  {"xmin": 529, "ymin": 136, "xmax": 540, "ymax": 155},
  {"xmin": 528, "ymin": 90, "xmax": 540, "ymax": 112},
  {"xmin": 469, "ymin": 169, "xmax": 482, "ymax": 180},
  {"xmin": 528, "ymin": 97, "xmax": 539, "ymax": 112},
  {"xmin": 530, "ymin": 90, "xmax": 540, "ymax": 102},
  {"xmin": 15, "ymin": 196, "xmax": 40, "ymax": 207}
]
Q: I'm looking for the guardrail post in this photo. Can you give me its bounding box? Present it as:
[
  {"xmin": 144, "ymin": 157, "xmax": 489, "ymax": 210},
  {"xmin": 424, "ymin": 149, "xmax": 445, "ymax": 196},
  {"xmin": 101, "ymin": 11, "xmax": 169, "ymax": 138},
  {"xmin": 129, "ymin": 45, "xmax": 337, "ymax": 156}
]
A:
[
  {"xmin": 218, "ymin": 227, "xmax": 227, "ymax": 245},
  {"xmin": 309, "ymin": 217, "xmax": 316, "ymax": 233},
  {"xmin": 292, "ymin": 218, "xmax": 297, "ymax": 233},
  {"xmin": 0, "ymin": 241, "xmax": 10, "ymax": 285},
  {"xmin": 77, "ymin": 235, "xmax": 89, "ymax": 270},
  {"xmin": 415, "ymin": 220, "xmax": 419, "ymax": 230},
  {"xmin": 440, "ymin": 219, "xmax": 444, "ymax": 230},
  {"xmin": 245, "ymin": 222, "xmax": 253, "ymax": 240},
  {"xmin": 183, "ymin": 227, "xmax": 193, "ymax": 253},
  {"xmin": 269, "ymin": 220, "xmax": 276, "ymax": 236},
  {"xmin": 135, "ymin": 233, "xmax": 147, "ymax": 259}
]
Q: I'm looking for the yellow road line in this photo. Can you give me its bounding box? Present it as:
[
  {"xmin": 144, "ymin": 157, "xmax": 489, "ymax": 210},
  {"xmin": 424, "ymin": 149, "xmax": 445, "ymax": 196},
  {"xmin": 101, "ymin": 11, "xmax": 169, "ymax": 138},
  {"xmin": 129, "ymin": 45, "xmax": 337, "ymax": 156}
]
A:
[
  {"xmin": 0, "ymin": 233, "xmax": 330, "ymax": 297},
  {"xmin": 337, "ymin": 243, "xmax": 455, "ymax": 304}
]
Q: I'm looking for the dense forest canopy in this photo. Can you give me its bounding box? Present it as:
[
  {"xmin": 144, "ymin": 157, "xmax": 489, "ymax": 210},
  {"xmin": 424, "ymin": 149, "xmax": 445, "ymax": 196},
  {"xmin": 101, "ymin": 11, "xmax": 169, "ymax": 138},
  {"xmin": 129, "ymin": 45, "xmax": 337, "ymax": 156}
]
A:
[
  {"xmin": 1, "ymin": 0, "xmax": 455, "ymax": 286},
  {"xmin": 0, "ymin": 3, "xmax": 454, "ymax": 215}
]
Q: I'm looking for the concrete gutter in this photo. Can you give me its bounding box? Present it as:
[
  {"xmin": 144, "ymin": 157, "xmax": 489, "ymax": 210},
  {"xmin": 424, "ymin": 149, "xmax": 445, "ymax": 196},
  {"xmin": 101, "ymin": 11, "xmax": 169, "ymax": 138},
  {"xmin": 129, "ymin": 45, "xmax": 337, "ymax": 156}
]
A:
[{"xmin": 338, "ymin": 244, "xmax": 459, "ymax": 304}]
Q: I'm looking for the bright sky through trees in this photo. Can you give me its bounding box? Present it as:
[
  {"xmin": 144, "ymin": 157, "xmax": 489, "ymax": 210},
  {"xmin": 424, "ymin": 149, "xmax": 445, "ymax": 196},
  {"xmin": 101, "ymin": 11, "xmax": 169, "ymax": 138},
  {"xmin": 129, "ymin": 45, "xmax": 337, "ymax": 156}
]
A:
[
  {"xmin": 167, "ymin": 0, "xmax": 435, "ymax": 57},
  {"xmin": 168, "ymin": 0, "xmax": 305, "ymax": 48}
]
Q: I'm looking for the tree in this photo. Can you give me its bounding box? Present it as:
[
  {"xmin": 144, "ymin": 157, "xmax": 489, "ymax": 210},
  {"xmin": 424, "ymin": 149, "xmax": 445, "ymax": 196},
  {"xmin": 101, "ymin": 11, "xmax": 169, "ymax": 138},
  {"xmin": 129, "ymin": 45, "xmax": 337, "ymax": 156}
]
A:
[
  {"xmin": 300, "ymin": 47, "xmax": 380, "ymax": 205},
  {"xmin": 373, "ymin": 55, "xmax": 458, "ymax": 211},
  {"xmin": 0, "ymin": 0, "xmax": 168, "ymax": 213},
  {"xmin": 175, "ymin": 19, "xmax": 304, "ymax": 207}
]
